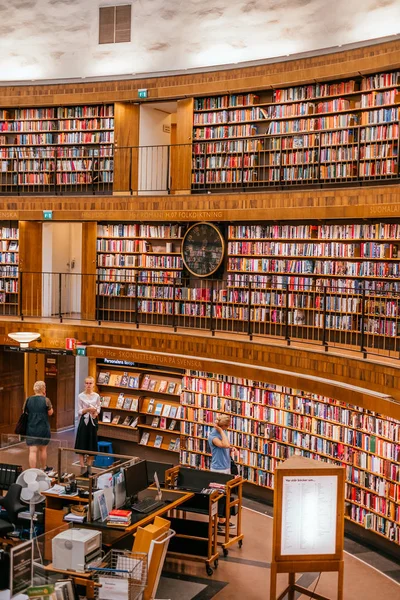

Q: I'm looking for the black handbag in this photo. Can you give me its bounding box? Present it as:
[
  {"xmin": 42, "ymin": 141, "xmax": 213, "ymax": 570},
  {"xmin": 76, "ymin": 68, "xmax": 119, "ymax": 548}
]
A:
[
  {"xmin": 230, "ymin": 457, "xmax": 239, "ymax": 476},
  {"xmin": 15, "ymin": 405, "xmax": 28, "ymax": 436}
]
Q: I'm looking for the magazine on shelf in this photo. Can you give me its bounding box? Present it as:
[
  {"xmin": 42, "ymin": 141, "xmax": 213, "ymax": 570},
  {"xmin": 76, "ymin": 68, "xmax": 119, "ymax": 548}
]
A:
[
  {"xmin": 102, "ymin": 411, "xmax": 112, "ymax": 423},
  {"xmin": 158, "ymin": 380, "xmax": 168, "ymax": 393},
  {"xmin": 130, "ymin": 397, "xmax": 139, "ymax": 411},
  {"xmin": 141, "ymin": 374, "xmax": 151, "ymax": 389},
  {"xmin": 159, "ymin": 417, "xmax": 167, "ymax": 429},
  {"xmin": 97, "ymin": 372, "xmax": 110, "ymax": 384},
  {"xmin": 148, "ymin": 379, "xmax": 157, "ymax": 391},
  {"xmin": 147, "ymin": 398, "xmax": 155, "ymax": 413},
  {"xmin": 154, "ymin": 435, "xmax": 163, "ymax": 448},
  {"xmin": 122, "ymin": 416, "xmax": 132, "ymax": 426},
  {"xmin": 162, "ymin": 404, "xmax": 171, "ymax": 417},
  {"xmin": 116, "ymin": 393, "xmax": 125, "ymax": 408},
  {"xmin": 101, "ymin": 396, "xmax": 111, "ymax": 408},
  {"xmin": 169, "ymin": 439, "xmax": 176, "ymax": 451},
  {"xmin": 112, "ymin": 415, "xmax": 120, "ymax": 425},
  {"xmin": 128, "ymin": 375, "xmax": 140, "ymax": 389},
  {"xmin": 167, "ymin": 382, "xmax": 176, "ymax": 394},
  {"xmin": 123, "ymin": 397, "xmax": 132, "ymax": 410},
  {"xmin": 140, "ymin": 432, "xmax": 150, "ymax": 445},
  {"xmin": 154, "ymin": 403, "xmax": 163, "ymax": 416},
  {"xmin": 168, "ymin": 419, "xmax": 177, "ymax": 431},
  {"xmin": 130, "ymin": 417, "xmax": 139, "ymax": 428},
  {"xmin": 174, "ymin": 438, "xmax": 180, "ymax": 451},
  {"xmin": 120, "ymin": 372, "xmax": 129, "ymax": 387},
  {"xmin": 151, "ymin": 417, "xmax": 160, "ymax": 427}
]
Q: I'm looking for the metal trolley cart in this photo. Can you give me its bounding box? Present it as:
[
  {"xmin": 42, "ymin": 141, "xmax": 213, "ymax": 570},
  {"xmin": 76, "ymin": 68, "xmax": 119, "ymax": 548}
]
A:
[{"xmin": 88, "ymin": 549, "xmax": 147, "ymax": 600}]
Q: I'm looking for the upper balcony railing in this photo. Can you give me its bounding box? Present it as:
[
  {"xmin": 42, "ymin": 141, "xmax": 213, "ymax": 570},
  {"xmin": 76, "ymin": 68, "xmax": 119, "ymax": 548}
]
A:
[
  {"xmin": 5, "ymin": 270, "xmax": 400, "ymax": 361},
  {"xmin": 0, "ymin": 132, "xmax": 399, "ymax": 196}
]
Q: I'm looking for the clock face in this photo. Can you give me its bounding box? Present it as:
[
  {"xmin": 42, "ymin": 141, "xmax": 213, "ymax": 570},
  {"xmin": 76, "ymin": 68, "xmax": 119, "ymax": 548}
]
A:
[{"xmin": 182, "ymin": 223, "xmax": 225, "ymax": 277}]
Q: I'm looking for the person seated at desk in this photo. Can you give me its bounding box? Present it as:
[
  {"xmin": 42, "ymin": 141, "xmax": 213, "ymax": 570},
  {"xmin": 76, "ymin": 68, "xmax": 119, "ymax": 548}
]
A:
[{"xmin": 208, "ymin": 414, "xmax": 235, "ymax": 529}]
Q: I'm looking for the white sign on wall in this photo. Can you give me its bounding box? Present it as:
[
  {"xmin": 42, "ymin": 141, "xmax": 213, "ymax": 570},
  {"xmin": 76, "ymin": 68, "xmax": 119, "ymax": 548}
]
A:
[{"xmin": 281, "ymin": 475, "xmax": 337, "ymax": 555}]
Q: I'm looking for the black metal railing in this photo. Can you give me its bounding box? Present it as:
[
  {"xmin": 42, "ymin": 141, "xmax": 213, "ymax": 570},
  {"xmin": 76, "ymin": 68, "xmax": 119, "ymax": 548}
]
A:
[
  {"xmin": 7, "ymin": 270, "xmax": 400, "ymax": 360},
  {"xmin": 0, "ymin": 130, "xmax": 399, "ymax": 195}
]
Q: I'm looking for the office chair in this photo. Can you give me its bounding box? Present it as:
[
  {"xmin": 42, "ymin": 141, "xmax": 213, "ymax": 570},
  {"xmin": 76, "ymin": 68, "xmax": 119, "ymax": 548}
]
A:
[{"xmin": 0, "ymin": 483, "xmax": 25, "ymax": 537}]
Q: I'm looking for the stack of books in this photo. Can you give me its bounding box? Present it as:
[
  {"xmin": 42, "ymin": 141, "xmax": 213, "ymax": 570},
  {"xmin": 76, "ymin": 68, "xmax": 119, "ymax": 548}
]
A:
[{"xmin": 106, "ymin": 508, "xmax": 132, "ymax": 527}]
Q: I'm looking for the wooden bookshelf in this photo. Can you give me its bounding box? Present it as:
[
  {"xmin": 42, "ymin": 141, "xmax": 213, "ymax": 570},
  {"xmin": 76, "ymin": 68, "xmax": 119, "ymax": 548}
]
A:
[
  {"xmin": 0, "ymin": 104, "xmax": 114, "ymax": 193},
  {"xmin": 180, "ymin": 370, "xmax": 400, "ymax": 549},
  {"xmin": 226, "ymin": 220, "xmax": 400, "ymax": 342},
  {"xmin": 191, "ymin": 69, "xmax": 400, "ymax": 189},
  {"xmin": 96, "ymin": 222, "xmax": 185, "ymax": 323},
  {"xmin": 0, "ymin": 221, "xmax": 19, "ymax": 316},
  {"xmin": 95, "ymin": 359, "xmax": 183, "ymax": 453}
]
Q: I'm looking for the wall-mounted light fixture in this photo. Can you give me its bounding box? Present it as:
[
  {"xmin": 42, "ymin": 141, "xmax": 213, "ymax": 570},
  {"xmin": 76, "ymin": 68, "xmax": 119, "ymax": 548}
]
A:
[{"xmin": 8, "ymin": 332, "xmax": 41, "ymax": 348}]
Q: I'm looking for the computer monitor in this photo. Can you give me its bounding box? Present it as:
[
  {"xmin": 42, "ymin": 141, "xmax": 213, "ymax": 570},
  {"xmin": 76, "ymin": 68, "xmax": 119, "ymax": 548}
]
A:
[
  {"xmin": 145, "ymin": 461, "xmax": 173, "ymax": 487},
  {"xmin": 124, "ymin": 460, "xmax": 148, "ymax": 499}
]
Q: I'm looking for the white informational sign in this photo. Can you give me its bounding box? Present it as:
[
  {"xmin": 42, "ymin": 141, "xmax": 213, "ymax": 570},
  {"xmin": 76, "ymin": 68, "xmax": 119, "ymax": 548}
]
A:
[
  {"xmin": 281, "ymin": 475, "xmax": 337, "ymax": 556},
  {"xmin": 98, "ymin": 577, "xmax": 129, "ymax": 600}
]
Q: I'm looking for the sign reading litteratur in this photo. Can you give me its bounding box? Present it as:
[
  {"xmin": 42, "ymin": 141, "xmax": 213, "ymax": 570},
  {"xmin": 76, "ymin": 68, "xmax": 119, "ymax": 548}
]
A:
[{"xmin": 281, "ymin": 475, "xmax": 337, "ymax": 555}]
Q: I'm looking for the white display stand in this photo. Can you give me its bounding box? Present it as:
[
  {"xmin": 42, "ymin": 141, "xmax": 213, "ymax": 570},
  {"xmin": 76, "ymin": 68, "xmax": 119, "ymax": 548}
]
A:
[{"xmin": 270, "ymin": 456, "xmax": 345, "ymax": 600}]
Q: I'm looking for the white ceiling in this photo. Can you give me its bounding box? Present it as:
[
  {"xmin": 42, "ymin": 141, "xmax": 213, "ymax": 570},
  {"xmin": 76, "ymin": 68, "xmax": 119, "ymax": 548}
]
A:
[{"xmin": 0, "ymin": 0, "xmax": 399, "ymax": 82}]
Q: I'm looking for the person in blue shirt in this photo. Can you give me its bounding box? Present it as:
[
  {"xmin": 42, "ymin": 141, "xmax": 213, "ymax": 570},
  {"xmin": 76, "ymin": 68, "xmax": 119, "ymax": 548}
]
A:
[
  {"xmin": 208, "ymin": 414, "xmax": 231, "ymax": 474},
  {"xmin": 208, "ymin": 414, "xmax": 235, "ymax": 530}
]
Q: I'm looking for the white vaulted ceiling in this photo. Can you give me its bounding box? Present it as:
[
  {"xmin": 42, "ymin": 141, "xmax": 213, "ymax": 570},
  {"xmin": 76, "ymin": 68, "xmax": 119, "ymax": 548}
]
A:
[{"xmin": 0, "ymin": 0, "xmax": 399, "ymax": 82}]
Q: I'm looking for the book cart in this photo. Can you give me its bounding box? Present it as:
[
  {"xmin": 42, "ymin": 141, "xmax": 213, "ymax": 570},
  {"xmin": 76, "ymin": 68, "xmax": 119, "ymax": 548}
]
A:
[
  {"xmin": 270, "ymin": 456, "xmax": 345, "ymax": 600},
  {"xmin": 165, "ymin": 466, "xmax": 244, "ymax": 575}
]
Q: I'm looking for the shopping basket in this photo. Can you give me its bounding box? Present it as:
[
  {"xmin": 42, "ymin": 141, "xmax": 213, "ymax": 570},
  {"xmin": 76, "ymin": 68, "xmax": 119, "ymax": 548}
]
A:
[{"xmin": 88, "ymin": 549, "xmax": 147, "ymax": 600}]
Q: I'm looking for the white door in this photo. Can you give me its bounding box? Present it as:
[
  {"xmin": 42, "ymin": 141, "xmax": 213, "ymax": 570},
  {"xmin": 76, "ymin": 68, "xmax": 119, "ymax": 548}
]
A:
[{"xmin": 42, "ymin": 222, "xmax": 82, "ymax": 317}]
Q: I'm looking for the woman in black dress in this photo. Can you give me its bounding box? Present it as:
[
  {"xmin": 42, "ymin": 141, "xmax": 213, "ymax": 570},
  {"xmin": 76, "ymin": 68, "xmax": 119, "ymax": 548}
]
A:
[
  {"xmin": 25, "ymin": 380, "xmax": 53, "ymax": 469},
  {"xmin": 74, "ymin": 376, "xmax": 101, "ymax": 476}
]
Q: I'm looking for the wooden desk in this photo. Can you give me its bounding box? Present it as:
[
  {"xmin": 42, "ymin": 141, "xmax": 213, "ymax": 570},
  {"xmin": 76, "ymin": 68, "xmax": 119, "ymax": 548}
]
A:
[
  {"xmin": 39, "ymin": 488, "xmax": 193, "ymax": 598},
  {"xmin": 43, "ymin": 487, "xmax": 193, "ymax": 547}
]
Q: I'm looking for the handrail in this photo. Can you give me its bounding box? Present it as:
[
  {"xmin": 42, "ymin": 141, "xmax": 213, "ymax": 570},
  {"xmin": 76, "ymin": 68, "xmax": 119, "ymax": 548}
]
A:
[
  {"xmin": 5, "ymin": 270, "xmax": 400, "ymax": 361},
  {"xmin": 0, "ymin": 133, "xmax": 399, "ymax": 195}
]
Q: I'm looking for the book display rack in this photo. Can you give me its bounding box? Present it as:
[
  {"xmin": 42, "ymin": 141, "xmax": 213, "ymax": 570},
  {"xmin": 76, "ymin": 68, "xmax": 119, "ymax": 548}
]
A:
[
  {"xmin": 0, "ymin": 105, "xmax": 114, "ymax": 193},
  {"xmin": 0, "ymin": 221, "xmax": 19, "ymax": 315},
  {"xmin": 95, "ymin": 360, "xmax": 182, "ymax": 451},
  {"xmin": 179, "ymin": 370, "xmax": 400, "ymax": 548},
  {"xmin": 96, "ymin": 222, "xmax": 185, "ymax": 323},
  {"xmin": 192, "ymin": 70, "xmax": 400, "ymax": 190}
]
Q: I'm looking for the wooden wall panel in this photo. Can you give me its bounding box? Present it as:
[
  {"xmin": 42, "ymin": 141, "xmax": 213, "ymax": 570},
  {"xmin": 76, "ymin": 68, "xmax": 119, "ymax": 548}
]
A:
[
  {"xmin": 171, "ymin": 98, "xmax": 194, "ymax": 193},
  {"xmin": 0, "ymin": 324, "xmax": 400, "ymax": 421},
  {"xmin": 45, "ymin": 355, "xmax": 75, "ymax": 431},
  {"xmin": 2, "ymin": 184, "xmax": 400, "ymax": 221},
  {"xmin": 81, "ymin": 222, "xmax": 97, "ymax": 320},
  {"xmin": 114, "ymin": 102, "xmax": 140, "ymax": 193},
  {"xmin": 0, "ymin": 40, "xmax": 399, "ymax": 107},
  {"xmin": 0, "ymin": 349, "xmax": 25, "ymax": 434},
  {"xmin": 19, "ymin": 221, "xmax": 42, "ymax": 317}
]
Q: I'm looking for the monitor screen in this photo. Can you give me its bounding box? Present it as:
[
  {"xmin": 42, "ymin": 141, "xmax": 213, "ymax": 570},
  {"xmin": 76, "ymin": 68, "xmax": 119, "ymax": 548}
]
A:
[
  {"xmin": 124, "ymin": 460, "xmax": 148, "ymax": 498},
  {"xmin": 145, "ymin": 461, "xmax": 173, "ymax": 486}
]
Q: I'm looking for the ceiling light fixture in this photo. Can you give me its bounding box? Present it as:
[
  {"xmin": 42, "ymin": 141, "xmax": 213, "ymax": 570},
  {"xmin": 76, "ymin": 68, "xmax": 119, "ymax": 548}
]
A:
[{"xmin": 8, "ymin": 332, "xmax": 41, "ymax": 348}]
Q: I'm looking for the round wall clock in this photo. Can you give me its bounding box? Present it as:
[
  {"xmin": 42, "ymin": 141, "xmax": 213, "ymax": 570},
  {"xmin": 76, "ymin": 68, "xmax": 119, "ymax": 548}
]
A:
[{"xmin": 181, "ymin": 222, "xmax": 225, "ymax": 277}]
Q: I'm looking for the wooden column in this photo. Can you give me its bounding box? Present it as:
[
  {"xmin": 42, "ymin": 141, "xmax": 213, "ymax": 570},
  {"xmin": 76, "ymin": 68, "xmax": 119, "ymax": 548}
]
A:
[
  {"xmin": 19, "ymin": 221, "xmax": 42, "ymax": 318},
  {"xmin": 81, "ymin": 222, "xmax": 97, "ymax": 321},
  {"xmin": 0, "ymin": 348, "xmax": 25, "ymax": 435},
  {"xmin": 171, "ymin": 98, "xmax": 193, "ymax": 194},
  {"xmin": 24, "ymin": 352, "xmax": 45, "ymax": 399},
  {"xmin": 114, "ymin": 102, "xmax": 140, "ymax": 194},
  {"xmin": 45, "ymin": 354, "xmax": 75, "ymax": 431}
]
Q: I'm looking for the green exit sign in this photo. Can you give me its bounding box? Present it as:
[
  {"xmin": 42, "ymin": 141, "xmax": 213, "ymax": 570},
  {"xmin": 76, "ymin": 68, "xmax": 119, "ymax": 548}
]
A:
[
  {"xmin": 43, "ymin": 210, "xmax": 53, "ymax": 220},
  {"xmin": 138, "ymin": 89, "xmax": 148, "ymax": 99},
  {"xmin": 76, "ymin": 346, "xmax": 86, "ymax": 356}
]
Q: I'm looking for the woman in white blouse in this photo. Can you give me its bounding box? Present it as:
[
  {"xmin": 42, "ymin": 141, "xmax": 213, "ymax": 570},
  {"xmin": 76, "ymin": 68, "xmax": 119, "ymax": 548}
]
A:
[{"xmin": 74, "ymin": 376, "xmax": 101, "ymax": 476}]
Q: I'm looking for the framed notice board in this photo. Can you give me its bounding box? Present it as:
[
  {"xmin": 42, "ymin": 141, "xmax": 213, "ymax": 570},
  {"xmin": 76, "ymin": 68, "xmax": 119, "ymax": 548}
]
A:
[{"xmin": 271, "ymin": 456, "xmax": 345, "ymax": 600}]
